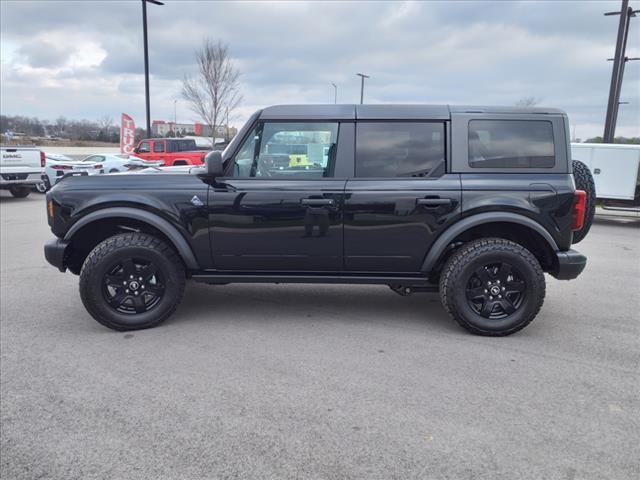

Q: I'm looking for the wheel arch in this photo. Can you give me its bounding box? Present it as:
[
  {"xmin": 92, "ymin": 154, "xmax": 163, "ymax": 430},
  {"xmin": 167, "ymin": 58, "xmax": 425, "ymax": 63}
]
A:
[
  {"xmin": 64, "ymin": 207, "xmax": 199, "ymax": 272},
  {"xmin": 422, "ymin": 212, "xmax": 559, "ymax": 275}
]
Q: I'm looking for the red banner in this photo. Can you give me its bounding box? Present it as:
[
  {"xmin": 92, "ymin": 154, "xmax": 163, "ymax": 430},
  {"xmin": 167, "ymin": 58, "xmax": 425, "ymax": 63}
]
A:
[{"xmin": 120, "ymin": 113, "xmax": 136, "ymax": 154}]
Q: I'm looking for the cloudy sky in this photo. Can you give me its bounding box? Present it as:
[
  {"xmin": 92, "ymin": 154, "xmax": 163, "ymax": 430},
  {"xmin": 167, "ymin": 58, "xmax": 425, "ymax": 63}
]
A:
[{"xmin": 1, "ymin": 0, "xmax": 638, "ymax": 139}]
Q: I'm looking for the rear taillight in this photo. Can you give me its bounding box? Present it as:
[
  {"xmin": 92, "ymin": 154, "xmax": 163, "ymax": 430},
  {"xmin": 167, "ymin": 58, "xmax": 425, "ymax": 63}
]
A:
[
  {"xmin": 572, "ymin": 190, "xmax": 587, "ymax": 231},
  {"xmin": 40, "ymin": 151, "xmax": 46, "ymax": 168},
  {"xmin": 51, "ymin": 165, "xmax": 73, "ymax": 171}
]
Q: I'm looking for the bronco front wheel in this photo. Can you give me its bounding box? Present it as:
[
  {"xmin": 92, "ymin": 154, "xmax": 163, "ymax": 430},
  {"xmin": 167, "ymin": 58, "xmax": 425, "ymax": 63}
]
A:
[{"xmin": 79, "ymin": 232, "xmax": 185, "ymax": 331}]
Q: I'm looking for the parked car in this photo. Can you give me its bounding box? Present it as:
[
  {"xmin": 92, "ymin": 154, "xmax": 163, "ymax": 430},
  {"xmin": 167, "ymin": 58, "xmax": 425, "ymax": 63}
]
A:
[
  {"xmin": 41, "ymin": 153, "xmax": 159, "ymax": 190},
  {"xmin": 41, "ymin": 153, "xmax": 104, "ymax": 190},
  {"xmin": 44, "ymin": 104, "xmax": 591, "ymax": 336},
  {"xmin": 0, "ymin": 146, "xmax": 44, "ymax": 198},
  {"xmin": 82, "ymin": 153, "xmax": 161, "ymax": 173},
  {"xmin": 132, "ymin": 138, "xmax": 209, "ymax": 166}
]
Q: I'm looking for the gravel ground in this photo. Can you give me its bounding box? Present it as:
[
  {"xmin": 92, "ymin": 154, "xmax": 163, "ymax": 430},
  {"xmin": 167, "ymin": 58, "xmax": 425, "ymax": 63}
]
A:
[{"xmin": 1, "ymin": 192, "xmax": 639, "ymax": 480}]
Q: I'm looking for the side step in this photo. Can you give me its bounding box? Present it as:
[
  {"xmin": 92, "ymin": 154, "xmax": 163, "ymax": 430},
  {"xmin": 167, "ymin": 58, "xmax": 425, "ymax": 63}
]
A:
[{"xmin": 191, "ymin": 272, "xmax": 438, "ymax": 292}]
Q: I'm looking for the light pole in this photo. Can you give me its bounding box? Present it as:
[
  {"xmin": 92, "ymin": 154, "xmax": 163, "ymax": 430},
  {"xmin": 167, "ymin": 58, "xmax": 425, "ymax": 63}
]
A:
[
  {"xmin": 173, "ymin": 99, "xmax": 177, "ymax": 125},
  {"xmin": 356, "ymin": 73, "xmax": 369, "ymax": 104},
  {"xmin": 331, "ymin": 83, "xmax": 337, "ymax": 104},
  {"xmin": 142, "ymin": 0, "xmax": 164, "ymax": 138}
]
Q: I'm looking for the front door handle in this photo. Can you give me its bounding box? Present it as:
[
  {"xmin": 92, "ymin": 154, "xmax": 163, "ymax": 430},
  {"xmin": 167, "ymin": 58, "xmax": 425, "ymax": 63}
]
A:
[
  {"xmin": 416, "ymin": 197, "xmax": 452, "ymax": 207},
  {"xmin": 301, "ymin": 198, "xmax": 334, "ymax": 206}
]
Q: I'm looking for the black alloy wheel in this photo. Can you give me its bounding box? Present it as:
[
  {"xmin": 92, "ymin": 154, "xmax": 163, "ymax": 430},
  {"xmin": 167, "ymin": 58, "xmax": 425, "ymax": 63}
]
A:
[
  {"xmin": 102, "ymin": 257, "xmax": 165, "ymax": 314},
  {"xmin": 465, "ymin": 262, "xmax": 526, "ymax": 319},
  {"xmin": 439, "ymin": 238, "xmax": 545, "ymax": 336},
  {"xmin": 79, "ymin": 232, "xmax": 185, "ymax": 331}
]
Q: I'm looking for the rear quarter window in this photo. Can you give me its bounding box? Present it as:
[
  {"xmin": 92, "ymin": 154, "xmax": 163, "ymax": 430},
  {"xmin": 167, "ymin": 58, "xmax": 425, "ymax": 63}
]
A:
[{"xmin": 468, "ymin": 120, "xmax": 555, "ymax": 169}]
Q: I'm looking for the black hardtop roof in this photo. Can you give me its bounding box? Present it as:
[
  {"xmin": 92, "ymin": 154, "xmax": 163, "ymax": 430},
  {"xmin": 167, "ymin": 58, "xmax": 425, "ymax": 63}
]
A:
[{"xmin": 259, "ymin": 104, "xmax": 565, "ymax": 120}]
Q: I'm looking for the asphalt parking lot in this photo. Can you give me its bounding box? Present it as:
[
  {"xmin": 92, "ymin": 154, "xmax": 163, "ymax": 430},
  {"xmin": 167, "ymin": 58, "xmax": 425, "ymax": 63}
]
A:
[{"xmin": 1, "ymin": 191, "xmax": 638, "ymax": 480}]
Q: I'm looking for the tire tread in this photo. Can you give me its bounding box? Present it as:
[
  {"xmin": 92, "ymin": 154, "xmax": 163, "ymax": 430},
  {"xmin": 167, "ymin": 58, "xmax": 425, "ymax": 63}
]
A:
[{"xmin": 572, "ymin": 159, "xmax": 596, "ymax": 244}]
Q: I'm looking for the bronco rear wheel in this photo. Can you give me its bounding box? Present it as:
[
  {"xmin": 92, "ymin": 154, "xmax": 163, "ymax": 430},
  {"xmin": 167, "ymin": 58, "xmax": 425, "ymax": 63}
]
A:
[
  {"xmin": 79, "ymin": 232, "xmax": 185, "ymax": 331},
  {"xmin": 439, "ymin": 238, "xmax": 545, "ymax": 336}
]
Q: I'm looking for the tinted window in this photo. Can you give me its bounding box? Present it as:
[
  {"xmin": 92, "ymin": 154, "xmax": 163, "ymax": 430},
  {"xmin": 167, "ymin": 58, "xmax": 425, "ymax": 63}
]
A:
[
  {"xmin": 153, "ymin": 142, "xmax": 165, "ymax": 153},
  {"xmin": 356, "ymin": 122, "xmax": 445, "ymax": 178},
  {"xmin": 171, "ymin": 139, "xmax": 197, "ymax": 152},
  {"xmin": 468, "ymin": 120, "xmax": 555, "ymax": 168},
  {"xmin": 231, "ymin": 122, "xmax": 339, "ymax": 178}
]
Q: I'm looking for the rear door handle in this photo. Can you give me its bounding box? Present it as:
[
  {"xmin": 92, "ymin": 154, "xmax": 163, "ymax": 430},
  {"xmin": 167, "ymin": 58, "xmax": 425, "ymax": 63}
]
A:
[
  {"xmin": 301, "ymin": 198, "xmax": 334, "ymax": 206},
  {"xmin": 416, "ymin": 198, "xmax": 452, "ymax": 207}
]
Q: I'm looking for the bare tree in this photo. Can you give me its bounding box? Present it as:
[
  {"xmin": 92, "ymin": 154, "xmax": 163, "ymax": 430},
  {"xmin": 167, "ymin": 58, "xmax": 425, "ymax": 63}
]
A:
[
  {"xmin": 98, "ymin": 115, "xmax": 113, "ymax": 130},
  {"xmin": 181, "ymin": 39, "xmax": 242, "ymax": 143},
  {"xmin": 55, "ymin": 116, "xmax": 67, "ymax": 134},
  {"xmin": 515, "ymin": 96, "xmax": 541, "ymax": 107}
]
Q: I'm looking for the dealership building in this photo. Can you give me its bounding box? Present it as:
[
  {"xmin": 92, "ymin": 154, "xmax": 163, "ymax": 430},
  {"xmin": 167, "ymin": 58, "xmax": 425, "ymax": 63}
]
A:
[{"xmin": 152, "ymin": 120, "xmax": 237, "ymax": 138}]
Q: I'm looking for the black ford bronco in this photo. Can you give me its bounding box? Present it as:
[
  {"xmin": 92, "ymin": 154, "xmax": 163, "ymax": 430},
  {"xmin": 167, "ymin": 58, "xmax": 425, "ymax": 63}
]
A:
[{"xmin": 44, "ymin": 105, "xmax": 594, "ymax": 336}]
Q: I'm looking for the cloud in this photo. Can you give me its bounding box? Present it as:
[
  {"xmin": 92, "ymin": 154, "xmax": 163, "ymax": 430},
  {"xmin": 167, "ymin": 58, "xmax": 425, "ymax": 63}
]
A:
[
  {"xmin": 0, "ymin": 0, "xmax": 638, "ymax": 139},
  {"xmin": 17, "ymin": 39, "xmax": 71, "ymax": 68}
]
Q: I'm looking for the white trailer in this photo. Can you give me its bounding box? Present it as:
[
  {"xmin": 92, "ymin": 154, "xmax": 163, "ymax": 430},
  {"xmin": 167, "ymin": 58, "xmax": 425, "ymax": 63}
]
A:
[{"xmin": 571, "ymin": 143, "xmax": 640, "ymax": 210}]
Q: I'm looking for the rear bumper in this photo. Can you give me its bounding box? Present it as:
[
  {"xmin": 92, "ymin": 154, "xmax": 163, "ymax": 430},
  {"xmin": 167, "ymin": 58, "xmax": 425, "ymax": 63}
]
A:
[
  {"xmin": 44, "ymin": 238, "xmax": 70, "ymax": 272},
  {"xmin": 550, "ymin": 249, "xmax": 587, "ymax": 280},
  {"xmin": 0, "ymin": 172, "xmax": 41, "ymax": 186}
]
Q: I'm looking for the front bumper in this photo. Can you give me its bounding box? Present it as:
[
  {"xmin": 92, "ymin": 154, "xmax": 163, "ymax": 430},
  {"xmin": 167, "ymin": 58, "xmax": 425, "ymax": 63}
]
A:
[
  {"xmin": 44, "ymin": 238, "xmax": 70, "ymax": 272},
  {"xmin": 550, "ymin": 249, "xmax": 587, "ymax": 280}
]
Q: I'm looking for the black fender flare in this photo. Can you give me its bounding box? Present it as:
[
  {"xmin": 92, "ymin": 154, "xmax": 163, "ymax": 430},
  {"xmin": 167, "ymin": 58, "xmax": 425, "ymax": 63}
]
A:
[
  {"xmin": 421, "ymin": 212, "xmax": 559, "ymax": 273},
  {"xmin": 64, "ymin": 207, "xmax": 199, "ymax": 270}
]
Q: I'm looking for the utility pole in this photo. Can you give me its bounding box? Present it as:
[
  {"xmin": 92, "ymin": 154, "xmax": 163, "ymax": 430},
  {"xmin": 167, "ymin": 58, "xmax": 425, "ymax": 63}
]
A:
[
  {"xmin": 331, "ymin": 83, "xmax": 337, "ymax": 104},
  {"xmin": 356, "ymin": 73, "xmax": 370, "ymax": 104},
  {"xmin": 141, "ymin": 0, "xmax": 164, "ymax": 138},
  {"xmin": 173, "ymin": 99, "xmax": 177, "ymax": 125},
  {"xmin": 603, "ymin": 0, "xmax": 638, "ymax": 143}
]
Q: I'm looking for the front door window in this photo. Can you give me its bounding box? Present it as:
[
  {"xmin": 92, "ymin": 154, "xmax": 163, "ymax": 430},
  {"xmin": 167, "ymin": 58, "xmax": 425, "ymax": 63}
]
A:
[{"xmin": 231, "ymin": 122, "xmax": 339, "ymax": 179}]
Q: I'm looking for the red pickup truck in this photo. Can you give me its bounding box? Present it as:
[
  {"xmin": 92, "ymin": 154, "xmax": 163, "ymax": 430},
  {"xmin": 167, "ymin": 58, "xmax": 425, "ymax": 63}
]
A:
[{"xmin": 132, "ymin": 138, "xmax": 209, "ymax": 166}]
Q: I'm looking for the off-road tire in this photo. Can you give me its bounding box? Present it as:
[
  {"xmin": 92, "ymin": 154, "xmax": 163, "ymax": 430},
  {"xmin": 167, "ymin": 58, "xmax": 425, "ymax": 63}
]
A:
[
  {"xmin": 439, "ymin": 238, "xmax": 545, "ymax": 336},
  {"xmin": 572, "ymin": 159, "xmax": 596, "ymax": 244},
  {"xmin": 79, "ymin": 232, "xmax": 185, "ymax": 331},
  {"xmin": 9, "ymin": 186, "xmax": 31, "ymax": 198}
]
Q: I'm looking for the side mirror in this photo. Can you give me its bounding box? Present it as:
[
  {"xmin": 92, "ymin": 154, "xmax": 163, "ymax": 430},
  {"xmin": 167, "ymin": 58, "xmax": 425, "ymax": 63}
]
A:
[{"xmin": 205, "ymin": 150, "xmax": 224, "ymax": 176}]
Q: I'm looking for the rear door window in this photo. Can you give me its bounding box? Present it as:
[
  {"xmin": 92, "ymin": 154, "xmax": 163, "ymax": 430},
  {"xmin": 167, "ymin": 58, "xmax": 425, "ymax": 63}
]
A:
[
  {"xmin": 172, "ymin": 140, "xmax": 196, "ymax": 152},
  {"xmin": 355, "ymin": 122, "xmax": 445, "ymax": 178},
  {"xmin": 468, "ymin": 120, "xmax": 555, "ymax": 168}
]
